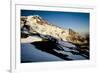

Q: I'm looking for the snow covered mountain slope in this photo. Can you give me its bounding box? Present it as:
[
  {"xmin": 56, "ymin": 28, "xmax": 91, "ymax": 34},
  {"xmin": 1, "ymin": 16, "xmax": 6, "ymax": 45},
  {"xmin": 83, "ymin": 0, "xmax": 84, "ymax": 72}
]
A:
[{"xmin": 21, "ymin": 15, "xmax": 88, "ymax": 44}]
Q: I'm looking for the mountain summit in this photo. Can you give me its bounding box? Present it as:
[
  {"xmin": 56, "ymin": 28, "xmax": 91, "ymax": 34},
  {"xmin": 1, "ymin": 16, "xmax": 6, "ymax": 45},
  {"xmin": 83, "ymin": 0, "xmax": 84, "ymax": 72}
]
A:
[{"xmin": 21, "ymin": 15, "xmax": 88, "ymax": 44}]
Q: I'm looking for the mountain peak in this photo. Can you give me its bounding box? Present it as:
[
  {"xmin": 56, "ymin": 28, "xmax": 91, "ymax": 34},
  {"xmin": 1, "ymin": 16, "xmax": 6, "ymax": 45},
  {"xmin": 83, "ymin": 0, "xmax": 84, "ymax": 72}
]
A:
[
  {"xmin": 21, "ymin": 15, "xmax": 88, "ymax": 44},
  {"xmin": 27, "ymin": 15, "xmax": 48, "ymax": 25}
]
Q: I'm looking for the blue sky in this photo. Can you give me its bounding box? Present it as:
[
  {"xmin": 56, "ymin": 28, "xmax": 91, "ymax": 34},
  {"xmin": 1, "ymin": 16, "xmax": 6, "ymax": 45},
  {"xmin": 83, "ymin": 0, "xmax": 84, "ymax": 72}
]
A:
[{"xmin": 21, "ymin": 10, "xmax": 90, "ymax": 33}]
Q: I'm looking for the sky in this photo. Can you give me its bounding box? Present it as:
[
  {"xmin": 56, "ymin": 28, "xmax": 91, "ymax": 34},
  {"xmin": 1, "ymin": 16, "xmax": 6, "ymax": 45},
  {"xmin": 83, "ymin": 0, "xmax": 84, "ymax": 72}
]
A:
[{"xmin": 21, "ymin": 10, "xmax": 90, "ymax": 33}]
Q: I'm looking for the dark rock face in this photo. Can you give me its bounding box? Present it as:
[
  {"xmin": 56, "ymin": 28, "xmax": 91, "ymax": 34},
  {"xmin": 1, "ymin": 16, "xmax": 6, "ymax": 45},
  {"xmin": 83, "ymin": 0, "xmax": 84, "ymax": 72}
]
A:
[
  {"xmin": 21, "ymin": 28, "xmax": 89, "ymax": 62},
  {"xmin": 31, "ymin": 34, "xmax": 89, "ymax": 60}
]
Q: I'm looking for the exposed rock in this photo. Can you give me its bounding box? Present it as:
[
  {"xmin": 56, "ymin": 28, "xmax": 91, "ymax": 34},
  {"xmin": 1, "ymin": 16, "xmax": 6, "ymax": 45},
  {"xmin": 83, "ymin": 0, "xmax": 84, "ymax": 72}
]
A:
[{"xmin": 21, "ymin": 15, "xmax": 88, "ymax": 44}]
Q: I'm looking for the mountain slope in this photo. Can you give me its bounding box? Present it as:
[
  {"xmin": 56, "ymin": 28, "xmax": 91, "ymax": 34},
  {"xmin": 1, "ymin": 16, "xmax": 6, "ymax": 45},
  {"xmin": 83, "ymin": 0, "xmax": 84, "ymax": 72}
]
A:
[{"xmin": 21, "ymin": 15, "xmax": 88, "ymax": 44}]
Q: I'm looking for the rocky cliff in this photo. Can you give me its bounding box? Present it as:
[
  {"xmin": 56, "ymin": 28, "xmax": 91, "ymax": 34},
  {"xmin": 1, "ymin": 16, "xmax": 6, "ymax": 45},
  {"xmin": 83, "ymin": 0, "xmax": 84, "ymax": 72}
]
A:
[{"xmin": 21, "ymin": 15, "xmax": 88, "ymax": 44}]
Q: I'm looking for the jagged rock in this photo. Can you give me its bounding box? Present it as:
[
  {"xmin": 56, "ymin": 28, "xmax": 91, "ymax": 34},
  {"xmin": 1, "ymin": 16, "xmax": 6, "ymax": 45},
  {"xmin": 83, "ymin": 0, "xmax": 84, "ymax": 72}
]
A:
[{"xmin": 21, "ymin": 15, "xmax": 88, "ymax": 44}]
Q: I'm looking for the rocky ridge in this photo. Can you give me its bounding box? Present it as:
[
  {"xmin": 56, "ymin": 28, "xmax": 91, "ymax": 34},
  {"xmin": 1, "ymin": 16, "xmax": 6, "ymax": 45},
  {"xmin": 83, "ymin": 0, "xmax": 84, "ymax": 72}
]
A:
[{"xmin": 21, "ymin": 15, "xmax": 88, "ymax": 44}]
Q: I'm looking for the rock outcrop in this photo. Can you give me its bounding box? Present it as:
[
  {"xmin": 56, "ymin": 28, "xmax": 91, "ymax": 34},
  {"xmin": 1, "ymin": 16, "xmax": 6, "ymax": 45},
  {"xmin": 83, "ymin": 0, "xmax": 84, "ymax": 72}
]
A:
[{"xmin": 21, "ymin": 15, "xmax": 88, "ymax": 44}]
